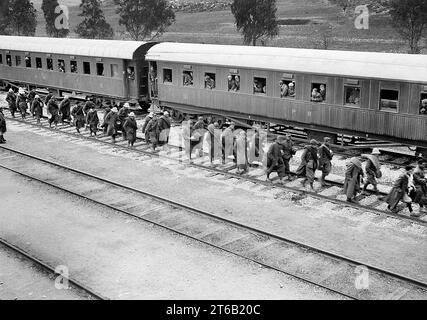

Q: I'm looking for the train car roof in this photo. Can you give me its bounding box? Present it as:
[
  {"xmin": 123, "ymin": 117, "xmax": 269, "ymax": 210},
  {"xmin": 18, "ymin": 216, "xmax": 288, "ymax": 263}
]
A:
[
  {"xmin": 146, "ymin": 42, "xmax": 427, "ymax": 84},
  {"xmin": 0, "ymin": 36, "xmax": 150, "ymax": 60}
]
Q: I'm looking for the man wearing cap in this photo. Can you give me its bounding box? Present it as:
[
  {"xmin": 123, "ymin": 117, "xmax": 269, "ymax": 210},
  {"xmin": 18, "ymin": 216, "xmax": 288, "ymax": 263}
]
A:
[
  {"xmin": 28, "ymin": 89, "xmax": 36, "ymax": 116},
  {"xmin": 343, "ymin": 157, "xmax": 364, "ymax": 202},
  {"xmin": 16, "ymin": 88, "xmax": 28, "ymax": 119},
  {"xmin": 47, "ymin": 96, "xmax": 59, "ymax": 129},
  {"xmin": 318, "ymin": 137, "xmax": 334, "ymax": 186},
  {"xmin": 71, "ymin": 102, "xmax": 86, "ymax": 133},
  {"xmin": 123, "ymin": 112, "xmax": 138, "ymax": 147},
  {"xmin": 385, "ymin": 165, "xmax": 415, "ymax": 214},
  {"xmin": 145, "ymin": 113, "xmax": 160, "ymax": 151},
  {"xmin": 118, "ymin": 103, "xmax": 130, "ymax": 140},
  {"xmin": 141, "ymin": 112, "xmax": 154, "ymax": 143},
  {"xmin": 362, "ymin": 148, "xmax": 381, "ymax": 195},
  {"xmin": 266, "ymin": 136, "xmax": 286, "ymax": 183},
  {"xmin": 296, "ymin": 139, "xmax": 319, "ymax": 190},
  {"xmin": 281, "ymin": 134, "xmax": 295, "ymax": 181},
  {"xmin": 59, "ymin": 96, "xmax": 72, "ymax": 124},
  {"xmin": 102, "ymin": 103, "xmax": 112, "ymax": 134},
  {"xmin": 410, "ymin": 160, "xmax": 427, "ymax": 216},
  {"xmin": 288, "ymin": 82, "xmax": 295, "ymax": 97},
  {"xmin": 0, "ymin": 107, "xmax": 6, "ymax": 144},
  {"xmin": 86, "ymin": 105, "xmax": 99, "ymax": 136},
  {"xmin": 6, "ymin": 88, "xmax": 17, "ymax": 118},
  {"xmin": 31, "ymin": 95, "xmax": 43, "ymax": 125},
  {"xmin": 158, "ymin": 111, "xmax": 171, "ymax": 147},
  {"xmin": 105, "ymin": 107, "xmax": 119, "ymax": 143}
]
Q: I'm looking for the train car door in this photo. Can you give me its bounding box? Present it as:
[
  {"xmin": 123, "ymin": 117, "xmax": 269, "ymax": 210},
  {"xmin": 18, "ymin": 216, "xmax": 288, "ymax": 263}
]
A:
[{"xmin": 125, "ymin": 61, "xmax": 137, "ymax": 99}]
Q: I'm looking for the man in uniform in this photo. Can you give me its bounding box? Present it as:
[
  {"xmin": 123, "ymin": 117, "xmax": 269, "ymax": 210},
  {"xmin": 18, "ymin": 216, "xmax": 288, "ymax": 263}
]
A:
[
  {"xmin": 117, "ymin": 103, "xmax": 130, "ymax": 140},
  {"xmin": 362, "ymin": 148, "xmax": 381, "ymax": 195},
  {"xmin": 86, "ymin": 105, "xmax": 99, "ymax": 136},
  {"xmin": 123, "ymin": 112, "xmax": 138, "ymax": 148},
  {"xmin": 16, "ymin": 88, "xmax": 28, "ymax": 119},
  {"xmin": 6, "ymin": 88, "xmax": 17, "ymax": 118},
  {"xmin": 296, "ymin": 139, "xmax": 319, "ymax": 190},
  {"xmin": 266, "ymin": 136, "xmax": 286, "ymax": 183},
  {"xmin": 318, "ymin": 137, "xmax": 334, "ymax": 186},
  {"xmin": 59, "ymin": 96, "xmax": 72, "ymax": 124},
  {"xmin": 281, "ymin": 133, "xmax": 295, "ymax": 181},
  {"xmin": 158, "ymin": 111, "xmax": 171, "ymax": 147},
  {"xmin": 31, "ymin": 95, "xmax": 43, "ymax": 125},
  {"xmin": 141, "ymin": 112, "xmax": 154, "ymax": 143},
  {"xmin": 0, "ymin": 108, "xmax": 6, "ymax": 144},
  {"xmin": 47, "ymin": 96, "xmax": 59, "ymax": 129}
]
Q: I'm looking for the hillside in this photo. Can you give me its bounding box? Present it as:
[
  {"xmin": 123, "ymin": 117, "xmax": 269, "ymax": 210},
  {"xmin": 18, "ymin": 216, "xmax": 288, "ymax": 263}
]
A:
[{"xmin": 31, "ymin": 0, "xmax": 424, "ymax": 53}]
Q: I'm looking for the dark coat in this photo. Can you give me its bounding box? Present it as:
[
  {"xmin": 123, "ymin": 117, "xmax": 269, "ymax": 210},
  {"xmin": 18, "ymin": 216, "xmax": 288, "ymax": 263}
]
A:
[
  {"xmin": 105, "ymin": 111, "xmax": 119, "ymax": 136},
  {"xmin": 47, "ymin": 99, "xmax": 59, "ymax": 116},
  {"xmin": 281, "ymin": 139, "xmax": 294, "ymax": 160},
  {"xmin": 28, "ymin": 90, "xmax": 36, "ymax": 103},
  {"xmin": 141, "ymin": 115, "xmax": 152, "ymax": 134},
  {"xmin": 71, "ymin": 104, "xmax": 86, "ymax": 128},
  {"xmin": 117, "ymin": 107, "xmax": 129, "ymax": 123},
  {"xmin": 385, "ymin": 172, "xmax": 410, "ymax": 209},
  {"xmin": 59, "ymin": 99, "xmax": 71, "ymax": 117},
  {"xmin": 83, "ymin": 101, "xmax": 95, "ymax": 115},
  {"xmin": 343, "ymin": 158, "xmax": 364, "ymax": 198},
  {"xmin": 16, "ymin": 94, "xmax": 27, "ymax": 112},
  {"xmin": 44, "ymin": 93, "xmax": 53, "ymax": 106},
  {"xmin": 123, "ymin": 117, "xmax": 138, "ymax": 143},
  {"xmin": 318, "ymin": 144, "xmax": 333, "ymax": 165},
  {"xmin": 0, "ymin": 112, "xmax": 6, "ymax": 133},
  {"xmin": 86, "ymin": 110, "xmax": 99, "ymax": 131},
  {"xmin": 6, "ymin": 92, "xmax": 17, "ymax": 109},
  {"xmin": 296, "ymin": 145, "xmax": 318, "ymax": 176},
  {"xmin": 267, "ymin": 142, "xmax": 284, "ymax": 168},
  {"xmin": 158, "ymin": 115, "xmax": 171, "ymax": 143},
  {"xmin": 146, "ymin": 117, "xmax": 160, "ymax": 142},
  {"xmin": 412, "ymin": 169, "xmax": 427, "ymax": 205},
  {"xmin": 32, "ymin": 99, "xmax": 43, "ymax": 117}
]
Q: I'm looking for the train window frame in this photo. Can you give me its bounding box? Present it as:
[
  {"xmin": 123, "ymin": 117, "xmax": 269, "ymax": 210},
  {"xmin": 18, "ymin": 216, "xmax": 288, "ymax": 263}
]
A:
[
  {"xmin": 36, "ymin": 57, "xmax": 42, "ymax": 69},
  {"xmin": 253, "ymin": 77, "xmax": 267, "ymax": 95},
  {"xmin": 163, "ymin": 68, "xmax": 172, "ymax": 84},
  {"xmin": 15, "ymin": 55, "xmax": 22, "ymax": 67},
  {"xmin": 379, "ymin": 88, "xmax": 399, "ymax": 113},
  {"xmin": 311, "ymin": 83, "xmax": 326, "ymax": 103},
  {"xmin": 227, "ymin": 74, "xmax": 240, "ymax": 92},
  {"xmin": 420, "ymin": 92, "xmax": 427, "ymax": 115},
  {"xmin": 182, "ymin": 70, "xmax": 193, "ymax": 87},
  {"xmin": 96, "ymin": 63, "xmax": 105, "ymax": 76},
  {"xmin": 344, "ymin": 85, "xmax": 361, "ymax": 107},
  {"xmin": 83, "ymin": 61, "xmax": 91, "ymax": 75},
  {"xmin": 58, "ymin": 59, "xmax": 66, "ymax": 73},
  {"xmin": 0, "ymin": 53, "xmax": 3, "ymax": 65},
  {"xmin": 6, "ymin": 54, "xmax": 12, "ymax": 67},
  {"xmin": 280, "ymin": 79, "xmax": 296, "ymax": 99},
  {"xmin": 25, "ymin": 56, "xmax": 32, "ymax": 68},
  {"xmin": 70, "ymin": 60, "xmax": 78, "ymax": 73},
  {"xmin": 47, "ymin": 58, "xmax": 53, "ymax": 71},
  {"xmin": 110, "ymin": 64, "xmax": 119, "ymax": 78},
  {"xmin": 204, "ymin": 72, "xmax": 216, "ymax": 90}
]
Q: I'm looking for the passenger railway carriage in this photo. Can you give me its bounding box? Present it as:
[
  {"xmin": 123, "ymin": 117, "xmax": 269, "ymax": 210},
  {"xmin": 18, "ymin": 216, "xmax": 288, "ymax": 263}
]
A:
[{"xmin": 1, "ymin": 36, "xmax": 427, "ymax": 150}]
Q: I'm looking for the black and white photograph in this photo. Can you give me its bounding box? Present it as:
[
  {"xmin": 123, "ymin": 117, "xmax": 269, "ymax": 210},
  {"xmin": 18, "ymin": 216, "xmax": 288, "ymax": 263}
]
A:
[{"xmin": 0, "ymin": 0, "xmax": 426, "ymax": 307}]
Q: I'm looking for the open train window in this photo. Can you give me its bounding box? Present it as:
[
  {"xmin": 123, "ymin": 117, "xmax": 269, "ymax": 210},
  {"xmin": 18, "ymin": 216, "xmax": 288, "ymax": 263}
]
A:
[
  {"xmin": 110, "ymin": 64, "xmax": 118, "ymax": 77},
  {"xmin": 420, "ymin": 92, "xmax": 427, "ymax": 115},
  {"xmin": 253, "ymin": 77, "xmax": 266, "ymax": 94},
  {"xmin": 25, "ymin": 56, "xmax": 31, "ymax": 68},
  {"xmin": 15, "ymin": 56, "xmax": 21, "ymax": 67},
  {"xmin": 183, "ymin": 70, "xmax": 193, "ymax": 86},
  {"xmin": 83, "ymin": 61, "xmax": 91, "ymax": 74},
  {"xmin": 380, "ymin": 89, "xmax": 399, "ymax": 111},
  {"xmin": 205, "ymin": 73, "xmax": 215, "ymax": 89},
  {"xmin": 163, "ymin": 68, "xmax": 172, "ymax": 83},
  {"xmin": 58, "ymin": 59, "xmax": 65, "ymax": 72},
  {"xmin": 96, "ymin": 63, "xmax": 104, "ymax": 76},
  {"xmin": 6, "ymin": 54, "xmax": 12, "ymax": 66},
  {"xmin": 36, "ymin": 57, "xmax": 42, "ymax": 69},
  {"xmin": 311, "ymin": 83, "xmax": 326, "ymax": 102},
  {"xmin": 70, "ymin": 61, "xmax": 77, "ymax": 73},
  {"xmin": 47, "ymin": 58, "xmax": 53, "ymax": 70},
  {"xmin": 344, "ymin": 86, "xmax": 361, "ymax": 106},
  {"xmin": 280, "ymin": 79, "xmax": 295, "ymax": 98},
  {"xmin": 0, "ymin": 54, "xmax": 3, "ymax": 64},
  {"xmin": 228, "ymin": 75, "xmax": 240, "ymax": 92}
]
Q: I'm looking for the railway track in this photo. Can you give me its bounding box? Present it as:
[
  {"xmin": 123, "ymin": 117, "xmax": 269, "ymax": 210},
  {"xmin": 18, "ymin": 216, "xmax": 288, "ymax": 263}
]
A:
[
  {"xmin": 1, "ymin": 145, "xmax": 426, "ymax": 300},
  {"xmin": 2, "ymin": 108, "xmax": 426, "ymax": 227},
  {"xmin": 0, "ymin": 236, "xmax": 106, "ymax": 300}
]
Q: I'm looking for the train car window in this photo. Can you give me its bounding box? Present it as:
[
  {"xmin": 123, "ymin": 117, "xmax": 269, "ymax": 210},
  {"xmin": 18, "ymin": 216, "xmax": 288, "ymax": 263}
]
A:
[
  {"xmin": 83, "ymin": 62, "xmax": 91, "ymax": 74},
  {"xmin": 58, "ymin": 59, "xmax": 66, "ymax": 72},
  {"xmin": 6, "ymin": 54, "xmax": 12, "ymax": 66},
  {"xmin": 279, "ymin": 80, "xmax": 295, "ymax": 98},
  {"xmin": 110, "ymin": 64, "xmax": 118, "ymax": 77},
  {"xmin": 204, "ymin": 73, "xmax": 215, "ymax": 89},
  {"xmin": 0, "ymin": 53, "xmax": 3, "ymax": 64},
  {"xmin": 163, "ymin": 68, "xmax": 172, "ymax": 83},
  {"xmin": 344, "ymin": 86, "xmax": 361, "ymax": 106},
  {"xmin": 379, "ymin": 89, "xmax": 399, "ymax": 111},
  {"xmin": 420, "ymin": 93, "xmax": 427, "ymax": 115},
  {"xmin": 47, "ymin": 58, "xmax": 53, "ymax": 70},
  {"xmin": 311, "ymin": 83, "xmax": 326, "ymax": 102},
  {"xmin": 25, "ymin": 56, "xmax": 31, "ymax": 68},
  {"xmin": 70, "ymin": 61, "xmax": 77, "ymax": 73},
  {"xmin": 96, "ymin": 63, "xmax": 104, "ymax": 76},
  {"xmin": 228, "ymin": 75, "xmax": 240, "ymax": 92},
  {"xmin": 36, "ymin": 57, "xmax": 42, "ymax": 69},
  {"xmin": 15, "ymin": 56, "xmax": 21, "ymax": 67},
  {"xmin": 183, "ymin": 70, "xmax": 193, "ymax": 86},
  {"xmin": 253, "ymin": 77, "xmax": 266, "ymax": 94},
  {"xmin": 127, "ymin": 67, "xmax": 135, "ymax": 80}
]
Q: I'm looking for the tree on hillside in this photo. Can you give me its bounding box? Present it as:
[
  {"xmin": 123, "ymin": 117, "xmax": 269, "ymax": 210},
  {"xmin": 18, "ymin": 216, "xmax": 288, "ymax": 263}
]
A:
[
  {"xmin": 231, "ymin": 0, "xmax": 279, "ymax": 46},
  {"xmin": 385, "ymin": 0, "xmax": 427, "ymax": 54},
  {"xmin": 0, "ymin": 0, "xmax": 10, "ymax": 35},
  {"xmin": 42, "ymin": 0, "xmax": 70, "ymax": 37},
  {"xmin": 75, "ymin": 0, "xmax": 114, "ymax": 39},
  {"xmin": 329, "ymin": 0, "xmax": 352, "ymax": 13},
  {"xmin": 114, "ymin": 0, "xmax": 175, "ymax": 41},
  {"xmin": 6, "ymin": 0, "xmax": 37, "ymax": 36}
]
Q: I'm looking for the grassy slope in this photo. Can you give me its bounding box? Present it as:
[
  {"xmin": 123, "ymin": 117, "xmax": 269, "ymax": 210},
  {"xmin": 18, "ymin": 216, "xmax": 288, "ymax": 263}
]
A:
[{"xmin": 32, "ymin": 0, "xmax": 422, "ymax": 53}]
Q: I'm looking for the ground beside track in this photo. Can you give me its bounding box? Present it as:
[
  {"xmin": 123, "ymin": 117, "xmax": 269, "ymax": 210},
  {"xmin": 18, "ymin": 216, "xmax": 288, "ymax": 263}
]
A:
[
  {"xmin": 3, "ymin": 122, "xmax": 427, "ymax": 285},
  {"xmin": 0, "ymin": 168, "xmax": 345, "ymax": 299}
]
